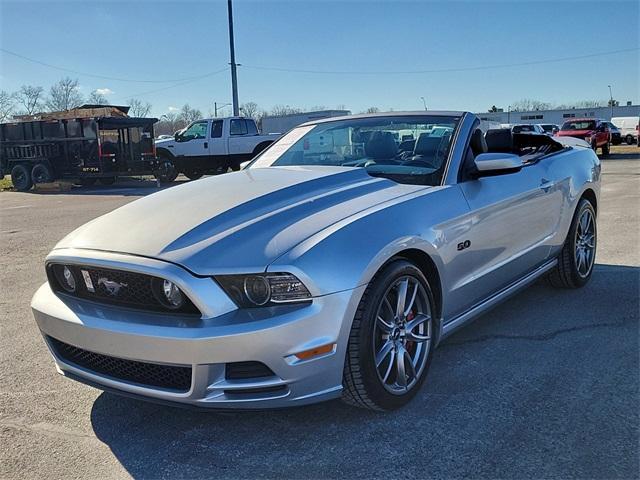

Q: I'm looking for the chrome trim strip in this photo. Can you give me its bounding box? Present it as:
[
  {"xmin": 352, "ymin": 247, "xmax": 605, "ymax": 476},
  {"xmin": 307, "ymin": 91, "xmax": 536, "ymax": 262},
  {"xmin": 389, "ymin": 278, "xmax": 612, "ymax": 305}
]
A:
[{"xmin": 441, "ymin": 259, "xmax": 558, "ymax": 339}]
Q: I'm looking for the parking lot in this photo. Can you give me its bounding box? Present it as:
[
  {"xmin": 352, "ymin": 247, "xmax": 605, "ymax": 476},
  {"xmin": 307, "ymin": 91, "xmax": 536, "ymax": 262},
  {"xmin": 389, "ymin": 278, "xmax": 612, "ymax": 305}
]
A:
[{"xmin": 1, "ymin": 153, "xmax": 638, "ymax": 479}]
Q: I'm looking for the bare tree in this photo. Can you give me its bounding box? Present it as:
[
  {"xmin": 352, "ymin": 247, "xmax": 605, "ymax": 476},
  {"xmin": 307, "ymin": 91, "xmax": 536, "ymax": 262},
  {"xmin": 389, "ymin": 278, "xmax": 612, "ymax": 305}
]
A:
[
  {"xmin": 270, "ymin": 104, "xmax": 302, "ymax": 117},
  {"xmin": 0, "ymin": 90, "xmax": 16, "ymax": 122},
  {"xmin": 178, "ymin": 104, "xmax": 202, "ymax": 124},
  {"xmin": 47, "ymin": 77, "xmax": 83, "ymax": 111},
  {"xmin": 16, "ymin": 85, "xmax": 45, "ymax": 114},
  {"xmin": 127, "ymin": 98, "xmax": 152, "ymax": 117},
  {"xmin": 510, "ymin": 99, "xmax": 551, "ymax": 112},
  {"xmin": 240, "ymin": 101, "xmax": 262, "ymax": 120},
  {"xmin": 88, "ymin": 90, "xmax": 108, "ymax": 105},
  {"xmin": 365, "ymin": 106, "xmax": 380, "ymax": 114},
  {"xmin": 155, "ymin": 112, "xmax": 187, "ymax": 136}
]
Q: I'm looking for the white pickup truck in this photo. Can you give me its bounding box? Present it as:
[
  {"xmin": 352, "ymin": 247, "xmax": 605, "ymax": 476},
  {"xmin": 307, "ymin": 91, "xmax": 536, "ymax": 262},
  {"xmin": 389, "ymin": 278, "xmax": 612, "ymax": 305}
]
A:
[{"xmin": 155, "ymin": 117, "xmax": 277, "ymax": 181}]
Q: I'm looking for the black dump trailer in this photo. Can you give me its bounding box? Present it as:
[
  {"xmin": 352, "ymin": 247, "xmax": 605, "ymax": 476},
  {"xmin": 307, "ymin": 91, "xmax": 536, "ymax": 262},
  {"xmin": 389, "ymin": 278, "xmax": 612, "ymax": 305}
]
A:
[{"xmin": 0, "ymin": 107, "xmax": 161, "ymax": 191}]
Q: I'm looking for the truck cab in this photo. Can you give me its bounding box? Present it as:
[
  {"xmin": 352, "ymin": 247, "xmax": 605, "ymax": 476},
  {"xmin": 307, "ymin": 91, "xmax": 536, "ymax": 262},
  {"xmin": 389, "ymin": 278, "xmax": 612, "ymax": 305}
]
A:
[{"xmin": 155, "ymin": 117, "xmax": 277, "ymax": 180}]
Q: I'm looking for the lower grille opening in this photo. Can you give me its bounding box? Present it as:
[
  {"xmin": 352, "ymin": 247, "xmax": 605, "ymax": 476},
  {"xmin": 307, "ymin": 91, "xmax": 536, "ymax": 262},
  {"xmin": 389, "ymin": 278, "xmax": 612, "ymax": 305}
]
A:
[
  {"xmin": 48, "ymin": 336, "xmax": 192, "ymax": 392},
  {"xmin": 225, "ymin": 361, "xmax": 275, "ymax": 380},
  {"xmin": 224, "ymin": 385, "xmax": 287, "ymax": 397}
]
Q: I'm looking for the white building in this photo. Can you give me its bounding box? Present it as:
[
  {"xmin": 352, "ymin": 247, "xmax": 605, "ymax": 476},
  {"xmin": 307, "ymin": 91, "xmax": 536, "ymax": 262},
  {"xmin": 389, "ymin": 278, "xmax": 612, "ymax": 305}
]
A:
[{"xmin": 477, "ymin": 104, "xmax": 640, "ymax": 126}]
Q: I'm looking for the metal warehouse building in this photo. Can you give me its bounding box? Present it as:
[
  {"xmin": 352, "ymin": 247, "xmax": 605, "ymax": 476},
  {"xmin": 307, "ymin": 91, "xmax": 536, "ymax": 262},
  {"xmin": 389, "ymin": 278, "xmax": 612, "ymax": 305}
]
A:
[{"xmin": 477, "ymin": 104, "xmax": 640, "ymax": 125}]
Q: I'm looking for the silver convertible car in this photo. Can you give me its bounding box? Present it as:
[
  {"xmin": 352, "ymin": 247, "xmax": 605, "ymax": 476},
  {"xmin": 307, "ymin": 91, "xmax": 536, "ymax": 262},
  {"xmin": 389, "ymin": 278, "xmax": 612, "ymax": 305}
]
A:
[{"xmin": 32, "ymin": 112, "xmax": 600, "ymax": 411}]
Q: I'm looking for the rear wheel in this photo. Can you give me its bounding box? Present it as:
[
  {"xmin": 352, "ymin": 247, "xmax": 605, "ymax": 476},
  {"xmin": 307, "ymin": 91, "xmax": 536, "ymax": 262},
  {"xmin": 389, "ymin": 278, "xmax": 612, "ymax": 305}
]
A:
[
  {"xmin": 548, "ymin": 198, "xmax": 597, "ymax": 288},
  {"xmin": 11, "ymin": 164, "xmax": 33, "ymax": 192},
  {"xmin": 342, "ymin": 260, "xmax": 436, "ymax": 411},
  {"xmin": 602, "ymin": 141, "xmax": 610, "ymax": 156},
  {"xmin": 626, "ymin": 134, "xmax": 634, "ymax": 145},
  {"xmin": 79, "ymin": 178, "xmax": 97, "ymax": 187},
  {"xmin": 31, "ymin": 162, "xmax": 53, "ymax": 184}
]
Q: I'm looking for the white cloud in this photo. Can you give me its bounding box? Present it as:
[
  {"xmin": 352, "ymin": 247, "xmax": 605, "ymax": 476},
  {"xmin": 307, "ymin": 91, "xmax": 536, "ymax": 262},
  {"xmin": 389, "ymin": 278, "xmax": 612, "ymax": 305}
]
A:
[
  {"xmin": 95, "ymin": 88, "xmax": 114, "ymax": 96},
  {"xmin": 168, "ymin": 106, "xmax": 179, "ymax": 112}
]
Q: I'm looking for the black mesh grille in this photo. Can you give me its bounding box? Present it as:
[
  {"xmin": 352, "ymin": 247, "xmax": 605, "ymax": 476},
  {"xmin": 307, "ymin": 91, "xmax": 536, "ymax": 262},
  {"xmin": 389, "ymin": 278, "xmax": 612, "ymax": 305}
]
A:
[
  {"xmin": 48, "ymin": 336, "xmax": 192, "ymax": 392},
  {"xmin": 225, "ymin": 361, "xmax": 275, "ymax": 380},
  {"xmin": 47, "ymin": 264, "xmax": 200, "ymax": 315}
]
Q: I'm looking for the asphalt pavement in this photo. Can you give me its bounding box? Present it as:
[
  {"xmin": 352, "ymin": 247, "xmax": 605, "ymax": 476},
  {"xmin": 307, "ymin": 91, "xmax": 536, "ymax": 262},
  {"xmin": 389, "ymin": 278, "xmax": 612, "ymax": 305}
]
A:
[{"xmin": 1, "ymin": 156, "xmax": 638, "ymax": 479}]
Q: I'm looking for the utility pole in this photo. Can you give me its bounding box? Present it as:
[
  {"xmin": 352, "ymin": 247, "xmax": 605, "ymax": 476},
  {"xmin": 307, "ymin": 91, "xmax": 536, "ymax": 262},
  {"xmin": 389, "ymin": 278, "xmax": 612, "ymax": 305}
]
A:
[
  {"xmin": 608, "ymin": 85, "xmax": 614, "ymax": 119},
  {"xmin": 227, "ymin": 0, "xmax": 240, "ymax": 116}
]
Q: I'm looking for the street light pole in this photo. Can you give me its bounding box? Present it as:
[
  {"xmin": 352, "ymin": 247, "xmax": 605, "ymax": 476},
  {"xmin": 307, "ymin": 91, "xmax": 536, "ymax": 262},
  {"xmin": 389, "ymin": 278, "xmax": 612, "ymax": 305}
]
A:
[
  {"xmin": 608, "ymin": 85, "xmax": 614, "ymax": 119},
  {"xmin": 507, "ymin": 105, "xmax": 511, "ymax": 124},
  {"xmin": 214, "ymin": 102, "xmax": 231, "ymax": 117},
  {"xmin": 420, "ymin": 96, "xmax": 427, "ymax": 111},
  {"xmin": 227, "ymin": 0, "xmax": 240, "ymax": 116}
]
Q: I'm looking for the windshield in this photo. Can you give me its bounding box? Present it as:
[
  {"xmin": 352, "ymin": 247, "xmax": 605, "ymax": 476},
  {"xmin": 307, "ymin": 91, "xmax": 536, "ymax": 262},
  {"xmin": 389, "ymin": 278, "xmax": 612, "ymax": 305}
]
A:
[
  {"xmin": 513, "ymin": 124, "xmax": 536, "ymax": 133},
  {"xmin": 249, "ymin": 115, "xmax": 461, "ymax": 185},
  {"xmin": 561, "ymin": 120, "xmax": 596, "ymax": 131}
]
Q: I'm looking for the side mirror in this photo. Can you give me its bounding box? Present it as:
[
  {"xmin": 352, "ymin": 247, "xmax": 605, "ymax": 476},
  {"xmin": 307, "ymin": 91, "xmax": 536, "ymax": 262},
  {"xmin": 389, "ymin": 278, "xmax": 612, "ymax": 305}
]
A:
[
  {"xmin": 174, "ymin": 132, "xmax": 181, "ymax": 142},
  {"xmin": 473, "ymin": 153, "xmax": 522, "ymax": 176}
]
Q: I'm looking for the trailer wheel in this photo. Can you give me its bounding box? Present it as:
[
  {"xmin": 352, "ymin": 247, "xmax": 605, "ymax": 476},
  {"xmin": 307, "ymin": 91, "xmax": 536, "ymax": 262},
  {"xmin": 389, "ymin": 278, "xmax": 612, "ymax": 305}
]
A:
[
  {"xmin": 31, "ymin": 163, "xmax": 53, "ymax": 184},
  {"xmin": 98, "ymin": 177, "xmax": 116, "ymax": 186},
  {"xmin": 11, "ymin": 164, "xmax": 33, "ymax": 192}
]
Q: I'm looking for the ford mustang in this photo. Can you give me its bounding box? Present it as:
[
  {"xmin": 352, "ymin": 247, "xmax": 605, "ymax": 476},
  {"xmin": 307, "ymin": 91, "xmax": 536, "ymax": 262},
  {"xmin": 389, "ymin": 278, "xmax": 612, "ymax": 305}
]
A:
[{"xmin": 31, "ymin": 112, "xmax": 600, "ymax": 411}]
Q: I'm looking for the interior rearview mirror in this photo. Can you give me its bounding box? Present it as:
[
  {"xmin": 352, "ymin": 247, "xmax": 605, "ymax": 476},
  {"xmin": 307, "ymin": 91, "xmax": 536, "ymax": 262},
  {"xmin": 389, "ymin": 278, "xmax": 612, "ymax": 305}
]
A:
[{"xmin": 473, "ymin": 153, "xmax": 522, "ymax": 176}]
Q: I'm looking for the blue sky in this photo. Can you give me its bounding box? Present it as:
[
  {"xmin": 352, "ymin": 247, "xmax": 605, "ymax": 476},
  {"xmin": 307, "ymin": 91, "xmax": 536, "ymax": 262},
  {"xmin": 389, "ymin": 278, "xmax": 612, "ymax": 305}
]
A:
[{"xmin": 1, "ymin": 0, "xmax": 638, "ymax": 117}]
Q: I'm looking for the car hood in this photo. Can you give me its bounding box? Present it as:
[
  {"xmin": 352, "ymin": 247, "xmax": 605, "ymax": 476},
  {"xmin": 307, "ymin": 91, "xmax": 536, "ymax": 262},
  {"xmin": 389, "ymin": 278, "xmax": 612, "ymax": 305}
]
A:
[{"xmin": 55, "ymin": 167, "xmax": 426, "ymax": 274}]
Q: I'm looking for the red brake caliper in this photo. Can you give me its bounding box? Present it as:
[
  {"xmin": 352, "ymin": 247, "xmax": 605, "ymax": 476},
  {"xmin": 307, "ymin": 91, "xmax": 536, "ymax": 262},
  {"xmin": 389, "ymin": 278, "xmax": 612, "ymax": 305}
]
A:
[{"xmin": 405, "ymin": 310, "xmax": 416, "ymax": 353}]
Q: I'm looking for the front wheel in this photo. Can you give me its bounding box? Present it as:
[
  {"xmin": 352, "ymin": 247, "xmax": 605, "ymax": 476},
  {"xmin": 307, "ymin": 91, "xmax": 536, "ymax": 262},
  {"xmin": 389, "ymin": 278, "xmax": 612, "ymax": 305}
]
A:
[
  {"xmin": 342, "ymin": 259, "xmax": 436, "ymax": 411},
  {"xmin": 602, "ymin": 141, "xmax": 610, "ymax": 156},
  {"xmin": 11, "ymin": 164, "xmax": 33, "ymax": 192},
  {"xmin": 548, "ymin": 198, "xmax": 597, "ymax": 288},
  {"xmin": 183, "ymin": 170, "xmax": 203, "ymax": 181}
]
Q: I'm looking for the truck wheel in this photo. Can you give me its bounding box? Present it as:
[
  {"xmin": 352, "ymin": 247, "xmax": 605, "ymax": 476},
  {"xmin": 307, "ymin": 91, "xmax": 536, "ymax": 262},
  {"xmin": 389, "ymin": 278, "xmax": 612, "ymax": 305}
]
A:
[
  {"xmin": 602, "ymin": 141, "xmax": 610, "ymax": 156},
  {"xmin": 11, "ymin": 164, "xmax": 33, "ymax": 192},
  {"xmin": 98, "ymin": 177, "xmax": 116, "ymax": 186},
  {"xmin": 154, "ymin": 157, "xmax": 178, "ymax": 183},
  {"xmin": 31, "ymin": 163, "xmax": 53, "ymax": 184},
  {"xmin": 626, "ymin": 135, "xmax": 634, "ymax": 145},
  {"xmin": 184, "ymin": 170, "xmax": 203, "ymax": 181}
]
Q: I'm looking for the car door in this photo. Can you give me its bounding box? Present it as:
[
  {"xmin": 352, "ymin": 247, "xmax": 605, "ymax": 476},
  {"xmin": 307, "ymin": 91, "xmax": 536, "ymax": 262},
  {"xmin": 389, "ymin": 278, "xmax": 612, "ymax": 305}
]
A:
[
  {"xmin": 452, "ymin": 156, "xmax": 559, "ymax": 312},
  {"xmin": 173, "ymin": 120, "xmax": 210, "ymax": 172},
  {"xmin": 227, "ymin": 119, "xmax": 256, "ymax": 158}
]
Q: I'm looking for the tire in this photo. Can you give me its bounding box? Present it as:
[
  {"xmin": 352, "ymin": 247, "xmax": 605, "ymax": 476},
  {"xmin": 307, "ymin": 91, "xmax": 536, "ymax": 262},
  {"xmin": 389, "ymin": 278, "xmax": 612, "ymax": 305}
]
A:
[
  {"xmin": 602, "ymin": 141, "xmax": 610, "ymax": 156},
  {"xmin": 11, "ymin": 164, "xmax": 33, "ymax": 192},
  {"xmin": 548, "ymin": 198, "xmax": 597, "ymax": 289},
  {"xmin": 98, "ymin": 177, "xmax": 116, "ymax": 186},
  {"xmin": 79, "ymin": 178, "xmax": 97, "ymax": 187},
  {"xmin": 184, "ymin": 170, "xmax": 203, "ymax": 181},
  {"xmin": 154, "ymin": 156, "xmax": 178, "ymax": 183},
  {"xmin": 342, "ymin": 259, "xmax": 437, "ymax": 411},
  {"xmin": 31, "ymin": 163, "xmax": 53, "ymax": 184},
  {"xmin": 591, "ymin": 139, "xmax": 598, "ymax": 152},
  {"xmin": 626, "ymin": 135, "xmax": 634, "ymax": 145}
]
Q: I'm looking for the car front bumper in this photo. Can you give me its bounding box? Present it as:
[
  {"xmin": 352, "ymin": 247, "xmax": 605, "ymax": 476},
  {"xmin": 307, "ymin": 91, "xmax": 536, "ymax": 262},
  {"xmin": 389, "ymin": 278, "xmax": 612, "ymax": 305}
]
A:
[{"xmin": 31, "ymin": 253, "xmax": 366, "ymax": 410}]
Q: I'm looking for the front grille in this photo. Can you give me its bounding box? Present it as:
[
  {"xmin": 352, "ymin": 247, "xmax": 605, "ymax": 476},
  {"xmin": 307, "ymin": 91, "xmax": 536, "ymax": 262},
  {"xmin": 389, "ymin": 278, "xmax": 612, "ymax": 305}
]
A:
[
  {"xmin": 225, "ymin": 361, "xmax": 275, "ymax": 380},
  {"xmin": 47, "ymin": 264, "xmax": 200, "ymax": 315},
  {"xmin": 48, "ymin": 336, "xmax": 192, "ymax": 392}
]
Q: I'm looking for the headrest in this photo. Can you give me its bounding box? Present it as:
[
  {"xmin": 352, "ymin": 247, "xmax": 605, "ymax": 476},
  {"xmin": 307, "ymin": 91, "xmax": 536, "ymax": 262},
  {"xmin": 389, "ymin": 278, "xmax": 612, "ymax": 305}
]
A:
[
  {"xmin": 470, "ymin": 128, "xmax": 487, "ymax": 155},
  {"xmin": 485, "ymin": 128, "xmax": 513, "ymax": 153},
  {"xmin": 365, "ymin": 131, "xmax": 398, "ymax": 159},
  {"xmin": 413, "ymin": 133, "xmax": 443, "ymax": 156}
]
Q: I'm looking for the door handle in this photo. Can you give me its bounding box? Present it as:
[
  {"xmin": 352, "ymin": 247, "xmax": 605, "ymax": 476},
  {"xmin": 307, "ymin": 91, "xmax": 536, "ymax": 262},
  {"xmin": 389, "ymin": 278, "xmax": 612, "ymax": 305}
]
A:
[
  {"xmin": 204, "ymin": 142, "xmax": 208, "ymax": 149},
  {"xmin": 539, "ymin": 178, "xmax": 554, "ymax": 192}
]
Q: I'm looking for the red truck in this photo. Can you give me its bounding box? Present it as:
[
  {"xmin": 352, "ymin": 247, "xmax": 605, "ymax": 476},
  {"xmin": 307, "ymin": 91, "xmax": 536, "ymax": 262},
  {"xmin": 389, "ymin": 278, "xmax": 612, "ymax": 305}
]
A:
[{"xmin": 556, "ymin": 118, "xmax": 610, "ymax": 156}]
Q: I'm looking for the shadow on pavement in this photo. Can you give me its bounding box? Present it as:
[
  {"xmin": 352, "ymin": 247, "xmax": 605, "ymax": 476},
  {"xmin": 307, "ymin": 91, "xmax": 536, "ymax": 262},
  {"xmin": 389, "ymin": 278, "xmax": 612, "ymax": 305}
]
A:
[{"xmin": 90, "ymin": 263, "xmax": 639, "ymax": 479}]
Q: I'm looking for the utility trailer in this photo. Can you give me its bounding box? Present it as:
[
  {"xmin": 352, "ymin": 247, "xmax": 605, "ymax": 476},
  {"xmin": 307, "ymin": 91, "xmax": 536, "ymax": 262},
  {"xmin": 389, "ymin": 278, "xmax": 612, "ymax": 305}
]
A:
[{"xmin": 0, "ymin": 105, "xmax": 162, "ymax": 191}]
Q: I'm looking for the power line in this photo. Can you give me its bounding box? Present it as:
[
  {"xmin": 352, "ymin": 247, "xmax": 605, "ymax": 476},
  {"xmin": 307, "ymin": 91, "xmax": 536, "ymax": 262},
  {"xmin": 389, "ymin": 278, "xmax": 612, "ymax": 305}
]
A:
[
  {"xmin": 115, "ymin": 68, "xmax": 230, "ymax": 100},
  {"xmin": 0, "ymin": 47, "xmax": 229, "ymax": 84},
  {"xmin": 243, "ymin": 48, "xmax": 640, "ymax": 75}
]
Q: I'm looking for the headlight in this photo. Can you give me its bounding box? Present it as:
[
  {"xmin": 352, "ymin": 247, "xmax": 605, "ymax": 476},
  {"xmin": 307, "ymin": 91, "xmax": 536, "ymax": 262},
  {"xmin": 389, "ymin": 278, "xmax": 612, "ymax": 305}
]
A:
[
  {"xmin": 53, "ymin": 265, "xmax": 77, "ymax": 293},
  {"xmin": 151, "ymin": 278, "xmax": 184, "ymax": 309},
  {"xmin": 215, "ymin": 273, "xmax": 311, "ymax": 308}
]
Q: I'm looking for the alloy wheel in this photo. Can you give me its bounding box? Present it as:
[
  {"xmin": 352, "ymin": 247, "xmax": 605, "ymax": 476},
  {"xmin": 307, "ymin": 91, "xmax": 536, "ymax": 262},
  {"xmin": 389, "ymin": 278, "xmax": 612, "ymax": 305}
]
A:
[
  {"xmin": 574, "ymin": 208, "xmax": 596, "ymax": 278},
  {"xmin": 372, "ymin": 276, "xmax": 432, "ymax": 394}
]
